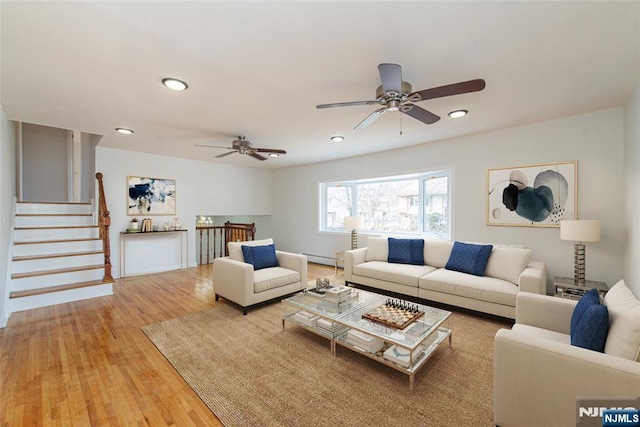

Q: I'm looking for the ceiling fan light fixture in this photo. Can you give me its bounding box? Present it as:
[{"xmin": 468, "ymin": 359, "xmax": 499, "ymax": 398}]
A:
[
  {"xmin": 448, "ymin": 110, "xmax": 468, "ymax": 119},
  {"xmin": 268, "ymin": 153, "xmax": 280, "ymax": 158},
  {"xmin": 115, "ymin": 128, "xmax": 134, "ymax": 135},
  {"xmin": 162, "ymin": 77, "xmax": 188, "ymax": 91},
  {"xmin": 330, "ymin": 135, "xmax": 344, "ymax": 142}
]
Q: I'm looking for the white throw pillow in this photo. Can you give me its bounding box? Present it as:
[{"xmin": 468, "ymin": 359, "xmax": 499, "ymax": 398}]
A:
[
  {"xmin": 484, "ymin": 246, "xmax": 532, "ymax": 285},
  {"xmin": 423, "ymin": 239, "xmax": 454, "ymax": 268},
  {"xmin": 228, "ymin": 238, "xmax": 274, "ymax": 262},
  {"xmin": 365, "ymin": 236, "xmax": 388, "ymax": 262},
  {"xmin": 603, "ymin": 280, "xmax": 640, "ymax": 361}
]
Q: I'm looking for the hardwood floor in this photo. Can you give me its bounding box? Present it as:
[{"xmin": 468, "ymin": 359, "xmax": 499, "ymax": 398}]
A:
[{"xmin": 0, "ymin": 262, "xmax": 337, "ymax": 426}]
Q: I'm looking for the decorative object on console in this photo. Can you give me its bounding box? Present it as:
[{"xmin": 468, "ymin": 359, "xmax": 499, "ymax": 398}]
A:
[
  {"xmin": 560, "ymin": 219, "xmax": 601, "ymax": 283},
  {"xmin": 343, "ymin": 216, "xmax": 363, "ymax": 250},
  {"xmin": 487, "ymin": 161, "xmax": 576, "ymax": 227},
  {"xmin": 128, "ymin": 176, "xmax": 176, "ymax": 215}
]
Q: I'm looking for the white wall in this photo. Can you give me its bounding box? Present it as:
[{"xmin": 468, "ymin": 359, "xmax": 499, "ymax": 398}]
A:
[
  {"xmin": 0, "ymin": 108, "xmax": 17, "ymax": 327},
  {"xmin": 272, "ymin": 108, "xmax": 625, "ymax": 293},
  {"xmin": 96, "ymin": 147, "xmax": 273, "ymax": 277},
  {"xmin": 624, "ymin": 80, "xmax": 640, "ymax": 297}
]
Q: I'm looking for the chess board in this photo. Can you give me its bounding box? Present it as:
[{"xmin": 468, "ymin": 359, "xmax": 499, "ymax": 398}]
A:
[{"xmin": 362, "ymin": 302, "xmax": 425, "ymax": 330}]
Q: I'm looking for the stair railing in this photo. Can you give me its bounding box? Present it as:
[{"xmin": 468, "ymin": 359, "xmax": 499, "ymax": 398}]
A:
[
  {"xmin": 196, "ymin": 221, "xmax": 256, "ymax": 264},
  {"xmin": 96, "ymin": 173, "xmax": 113, "ymax": 281}
]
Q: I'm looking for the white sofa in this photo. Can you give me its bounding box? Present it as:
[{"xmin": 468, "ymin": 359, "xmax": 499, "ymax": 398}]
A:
[
  {"xmin": 494, "ymin": 290, "xmax": 640, "ymax": 426},
  {"xmin": 344, "ymin": 237, "xmax": 547, "ymax": 319},
  {"xmin": 213, "ymin": 239, "xmax": 308, "ymax": 314}
]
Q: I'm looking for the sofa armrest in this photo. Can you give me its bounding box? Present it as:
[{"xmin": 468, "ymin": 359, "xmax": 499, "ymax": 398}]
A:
[
  {"xmin": 518, "ymin": 260, "xmax": 547, "ymax": 294},
  {"xmin": 276, "ymin": 251, "xmax": 308, "ymax": 285},
  {"xmin": 213, "ymin": 257, "xmax": 255, "ymax": 307},
  {"xmin": 494, "ymin": 328, "xmax": 640, "ymax": 427},
  {"xmin": 344, "ymin": 248, "xmax": 367, "ymax": 282},
  {"xmin": 515, "ymin": 292, "xmax": 576, "ymax": 334}
]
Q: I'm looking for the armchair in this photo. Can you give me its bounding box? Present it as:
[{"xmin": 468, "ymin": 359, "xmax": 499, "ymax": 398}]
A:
[
  {"xmin": 213, "ymin": 239, "xmax": 307, "ymax": 315},
  {"xmin": 494, "ymin": 292, "xmax": 640, "ymax": 426}
]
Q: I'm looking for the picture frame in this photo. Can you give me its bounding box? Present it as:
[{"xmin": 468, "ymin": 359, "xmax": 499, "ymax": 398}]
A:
[
  {"xmin": 127, "ymin": 176, "xmax": 176, "ymax": 216},
  {"xmin": 486, "ymin": 161, "xmax": 577, "ymax": 227}
]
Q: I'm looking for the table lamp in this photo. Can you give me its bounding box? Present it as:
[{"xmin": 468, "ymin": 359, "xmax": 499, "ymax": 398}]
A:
[
  {"xmin": 343, "ymin": 216, "xmax": 364, "ymax": 250},
  {"xmin": 560, "ymin": 219, "xmax": 601, "ymax": 284}
]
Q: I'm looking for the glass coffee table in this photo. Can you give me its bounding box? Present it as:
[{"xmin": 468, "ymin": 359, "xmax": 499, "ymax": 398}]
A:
[{"xmin": 282, "ymin": 289, "xmax": 452, "ymax": 390}]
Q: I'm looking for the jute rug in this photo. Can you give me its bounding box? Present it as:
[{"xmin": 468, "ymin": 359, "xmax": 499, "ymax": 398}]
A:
[{"xmin": 142, "ymin": 298, "xmax": 509, "ymax": 427}]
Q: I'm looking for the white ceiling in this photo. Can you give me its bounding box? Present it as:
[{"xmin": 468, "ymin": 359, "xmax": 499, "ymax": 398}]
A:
[{"xmin": 2, "ymin": 1, "xmax": 639, "ymax": 170}]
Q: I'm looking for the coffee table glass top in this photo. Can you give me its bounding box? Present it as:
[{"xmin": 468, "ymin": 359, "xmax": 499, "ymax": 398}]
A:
[
  {"xmin": 283, "ymin": 288, "xmax": 384, "ymax": 319},
  {"xmin": 334, "ymin": 298, "xmax": 451, "ymax": 349}
]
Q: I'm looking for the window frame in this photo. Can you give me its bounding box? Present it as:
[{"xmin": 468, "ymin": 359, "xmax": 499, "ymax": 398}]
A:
[{"xmin": 319, "ymin": 169, "xmax": 452, "ymax": 240}]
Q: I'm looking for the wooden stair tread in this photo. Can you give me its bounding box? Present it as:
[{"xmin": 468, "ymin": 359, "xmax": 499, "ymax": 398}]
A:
[
  {"xmin": 12, "ymin": 264, "xmax": 105, "ymax": 279},
  {"xmin": 13, "ymin": 250, "xmax": 104, "ymax": 262},
  {"xmin": 15, "ymin": 225, "xmax": 98, "ymax": 230},
  {"xmin": 10, "ymin": 279, "xmax": 113, "ymax": 299},
  {"xmin": 16, "ymin": 213, "xmax": 92, "ymax": 217},
  {"xmin": 17, "ymin": 201, "xmax": 91, "ymax": 205},
  {"xmin": 14, "ymin": 237, "xmax": 102, "ymax": 245}
]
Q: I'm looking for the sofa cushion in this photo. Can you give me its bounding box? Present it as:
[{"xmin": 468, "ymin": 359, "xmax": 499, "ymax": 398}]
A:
[
  {"xmin": 423, "ymin": 239, "xmax": 454, "ymax": 268},
  {"xmin": 242, "ymin": 244, "xmax": 279, "ymax": 270},
  {"xmin": 388, "ymin": 238, "xmax": 424, "ymax": 265},
  {"xmin": 445, "ymin": 242, "xmax": 493, "ymax": 276},
  {"xmin": 484, "ymin": 246, "xmax": 532, "ymax": 285},
  {"xmin": 603, "ymin": 280, "xmax": 640, "ymax": 361},
  {"xmin": 419, "ymin": 268, "xmax": 518, "ymax": 306},
  {"xmin": 570, "ymin": 288, "xmax": 609, "ymax": 352},
  {"xmin": 228, "ymin": 238, "xmax": 273, "ymax": 262},
  {"xmin": 253, "ymin": 267, "xmax": 300, "ymax": 293},
  {"xmin": 353, "ymin": 261, "xmax": 435, "ymax": 288}
]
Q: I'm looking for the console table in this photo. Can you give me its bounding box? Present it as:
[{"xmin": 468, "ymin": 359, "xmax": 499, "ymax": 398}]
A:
[{"xmin": 120, "ymin": 230, "xmax": 188, "ymax": 277}]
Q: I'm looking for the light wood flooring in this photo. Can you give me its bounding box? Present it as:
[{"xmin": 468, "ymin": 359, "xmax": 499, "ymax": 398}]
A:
[{"xmin": 0, "ymin": 262, "xmax": 337, "ymax": 426}]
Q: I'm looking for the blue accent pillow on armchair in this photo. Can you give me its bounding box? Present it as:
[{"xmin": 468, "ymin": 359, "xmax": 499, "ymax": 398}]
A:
[
  {"xmin": 241, "ymin": 244, "xmax": 279, "ymax": 270},
  {"xmin": 387, "ymin": 238, "xmax": 424, "ymax": 265},
  {"xmin": 570, "ymin": 288, "xmax": 609, "ymax": 352},
  {"xmin": 445, "ymin": 241, "xmax": 493, "ymax": 276}
]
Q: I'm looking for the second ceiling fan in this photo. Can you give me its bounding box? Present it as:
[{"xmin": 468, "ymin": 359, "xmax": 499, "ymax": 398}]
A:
[{"xmin": 316, "ymin": 63, "xmax": 485, "ymax": 129}]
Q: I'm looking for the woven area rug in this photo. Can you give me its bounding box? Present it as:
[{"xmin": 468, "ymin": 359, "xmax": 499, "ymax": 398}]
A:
[{"xmin": 142, "ymin": 300, "xmax": 508, "ymax": 427}]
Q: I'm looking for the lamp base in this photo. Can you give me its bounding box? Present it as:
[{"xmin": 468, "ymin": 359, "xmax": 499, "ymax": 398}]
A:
[
  {"xmin": 573, "ymin": 242, "xmax": 585, "ymax": 284},
  {"xmin": 351, "ymin": 229, "xmax": 358, "ymax": 250}
]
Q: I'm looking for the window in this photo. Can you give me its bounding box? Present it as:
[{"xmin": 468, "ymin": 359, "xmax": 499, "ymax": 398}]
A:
[{"xmin": 320, "ymin": 170, "xmax": 452, "ymax": 239}]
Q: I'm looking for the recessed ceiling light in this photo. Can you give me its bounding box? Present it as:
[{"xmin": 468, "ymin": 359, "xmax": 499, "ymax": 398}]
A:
[
  {"xmin": 162, "ymin": 77, "xmax": 188, "ymax": 91},
  {"xmin": 115, "ymin": 128, "xmax": 134, "ymax": 135},
  {"xmin": 268, "ymin": 153, "xmax": 280, "ymax": 158},
  {"xmin": 448, "ymin": 110, "xmax": 468, "ymax": 119},
  {"xmin": 330, "ymin": 136, "xmax": 344, "ymax": 142}
]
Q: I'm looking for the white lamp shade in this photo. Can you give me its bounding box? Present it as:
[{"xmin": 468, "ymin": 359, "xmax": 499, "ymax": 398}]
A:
[
  {"xmin": 560, "ymin": 220, "xmax": 601, "ymax": 242},
  {"xmin": 343, "ymin": 216, "xmax": 364, "ymax": 229}
]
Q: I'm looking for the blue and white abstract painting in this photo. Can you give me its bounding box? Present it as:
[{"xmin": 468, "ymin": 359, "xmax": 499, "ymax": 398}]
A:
[
  {"xmin": 127, "ymin": 176, "xmax": 176, "ymax": 215},
  {"xmin": 487, "ymin": 162, "xmax": 576, "ymax": 227}
]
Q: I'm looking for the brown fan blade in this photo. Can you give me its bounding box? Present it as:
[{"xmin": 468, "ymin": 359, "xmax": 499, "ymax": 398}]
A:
[
  {"xmin": 411, "ymin": 79, "xmax": 486, "ymax": 102},
  {"xmin": 316, "ymin": 100, "xmax": 379, "ymax": 109},
  {"xmin": 248, "ymin": 152, "xmax": 267, "ymax": 161},
  {"xmin": 255, "ymin": 148, "xmax": 287, "ymax": 154},
  {"xmin": 354, "ymin": 107, "xmax": 386, "ymax": 130},
  {"xmin": 215, "ymin": 151, "xmax": 236, "ymax": 158},
  {"xmin": 378, "ymin": 63, "xmax": 402, "ymax": 94},
  {"xmin": 196, "ymin": 144, "xmax": 234, "ymax": 149},
  {"xmin": 401, "ymin": 104, "xmax": 440, "ymax": 125}
]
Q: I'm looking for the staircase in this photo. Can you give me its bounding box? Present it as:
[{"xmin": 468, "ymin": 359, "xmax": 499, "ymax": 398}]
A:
[{"xmin": 9, "ymin": 201, "xmax": 114, "ymax": 312}]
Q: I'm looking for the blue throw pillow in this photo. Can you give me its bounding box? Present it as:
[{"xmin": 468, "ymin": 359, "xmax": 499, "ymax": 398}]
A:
[
  {"xmin": 387, "ymin": 238, "xmax": 425, "ymax": 265},
  {"xmin": 570, "ymin": 288, "xmax": 609, "ymax": 352},
  {"xmin": 241, "ymin": 244, "xmax": 279, "ymax": 270},
  {"xmin": 445, "ymin": 241, "xmax": 493, "ymax": 276}
]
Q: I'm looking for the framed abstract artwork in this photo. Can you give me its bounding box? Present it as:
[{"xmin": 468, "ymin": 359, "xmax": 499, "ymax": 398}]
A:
[
  {"xmin": 486, "ymin": 161, "xmax": 577, "ymax": 227},
  {"xmin": 127, "ymin": 176, "xmax": 176, "ymax": 215}
]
